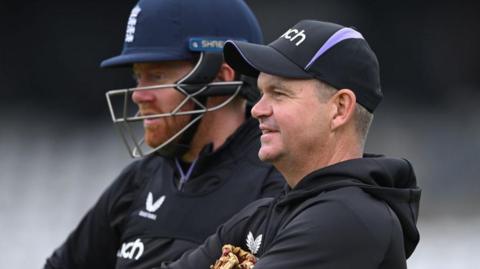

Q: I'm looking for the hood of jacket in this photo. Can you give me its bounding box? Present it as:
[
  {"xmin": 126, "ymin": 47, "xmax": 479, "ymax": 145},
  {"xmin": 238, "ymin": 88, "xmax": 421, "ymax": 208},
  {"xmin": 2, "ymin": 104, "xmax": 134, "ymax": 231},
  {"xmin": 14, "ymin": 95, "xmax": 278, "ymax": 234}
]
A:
[{"xmin": 278, "ymin": 154, "xmax": 421, "ymax": 258}]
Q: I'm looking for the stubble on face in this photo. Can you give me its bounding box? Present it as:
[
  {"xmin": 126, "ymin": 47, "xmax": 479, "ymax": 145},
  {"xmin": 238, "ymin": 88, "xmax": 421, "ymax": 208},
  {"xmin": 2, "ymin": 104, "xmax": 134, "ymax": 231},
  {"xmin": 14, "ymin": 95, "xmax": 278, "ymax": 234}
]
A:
[
  {"xmin": 257, "ymin": 128, "xmax": 282, "ymax": 162},
  {"xmin": 254, "ymin": 74, "xmax": 294, "ymax": 164},
  {"xmin": 132, "ymin": 61, "xmax": 195, "ymax": 148},
  {"xmin": 143, "ymin": 114, "xmax": 192, "ymax": 148},
  {"xmin": 254, "ymin": 74, "xmax": 333, "ymax": 173}
]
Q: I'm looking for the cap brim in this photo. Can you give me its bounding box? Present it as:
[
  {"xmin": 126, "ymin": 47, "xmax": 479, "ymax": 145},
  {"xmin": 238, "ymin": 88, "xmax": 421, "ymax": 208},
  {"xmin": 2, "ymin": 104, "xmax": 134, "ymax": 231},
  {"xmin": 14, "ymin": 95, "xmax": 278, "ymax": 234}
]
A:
[
  {"xmin": 224, "ymin": 41, "xmax": 312, "ymax": 79},
  {"xmin": 100, "ymin": 50, "xmax": 193, "ymax": 68}
]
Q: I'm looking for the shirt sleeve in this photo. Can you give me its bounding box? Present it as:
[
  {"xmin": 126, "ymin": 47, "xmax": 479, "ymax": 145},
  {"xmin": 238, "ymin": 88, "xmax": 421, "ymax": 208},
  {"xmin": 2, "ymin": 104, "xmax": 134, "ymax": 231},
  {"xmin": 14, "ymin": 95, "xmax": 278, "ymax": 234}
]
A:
[
  {"xmin": 155, "ymin": 220, "xmax": 230, "ymax": 269},
  {"xmin": 253, "ymin": 199, "xmax": 391, "ymax": 269},
  {"xmin": 158, "ymin": 199, "xmax": 271, "ymax": 269},
  {"xmin": 43, "ymin": 162, "xmax": 141, "ymax": 269}
]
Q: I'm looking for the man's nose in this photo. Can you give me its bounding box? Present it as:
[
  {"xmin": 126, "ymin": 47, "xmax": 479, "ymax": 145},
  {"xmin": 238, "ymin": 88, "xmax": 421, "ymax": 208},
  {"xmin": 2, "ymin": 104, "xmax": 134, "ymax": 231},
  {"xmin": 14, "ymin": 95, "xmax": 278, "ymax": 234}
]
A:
[
  {"xmin": 131, "ymin": 82, "xmax": 156, "ymax": 104},
  {"xmin": 251, "ymin": 95, "xmax": 272, "ymax": 119}
]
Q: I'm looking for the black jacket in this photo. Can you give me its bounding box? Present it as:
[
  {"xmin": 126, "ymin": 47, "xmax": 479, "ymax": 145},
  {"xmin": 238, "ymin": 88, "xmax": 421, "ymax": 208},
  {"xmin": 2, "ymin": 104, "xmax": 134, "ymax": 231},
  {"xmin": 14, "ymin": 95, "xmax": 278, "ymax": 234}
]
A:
[
  {"xmin": 162, "ymin": 155, "xmax": 421, "ymax": 269},
  {"xmin": 44, "ymin": 118, "xmax": 285, "ymax": 269}
]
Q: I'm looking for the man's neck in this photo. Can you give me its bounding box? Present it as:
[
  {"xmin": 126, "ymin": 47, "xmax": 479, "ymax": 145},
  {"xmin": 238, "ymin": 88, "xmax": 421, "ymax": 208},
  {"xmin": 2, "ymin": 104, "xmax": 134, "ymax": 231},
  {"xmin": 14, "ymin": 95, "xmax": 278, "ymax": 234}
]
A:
[
  {"xmin": 182, "ymin": 99, "xmax": 246, "ymax": 162},
  {"xmin": 279, "ymin": 140, "xmax": 363, "ymax": 188}
]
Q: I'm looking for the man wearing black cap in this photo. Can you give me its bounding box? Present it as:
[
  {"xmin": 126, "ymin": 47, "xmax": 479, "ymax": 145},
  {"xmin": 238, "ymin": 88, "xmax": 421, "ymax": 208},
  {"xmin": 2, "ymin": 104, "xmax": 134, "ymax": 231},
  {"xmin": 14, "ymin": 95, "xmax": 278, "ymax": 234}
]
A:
[
  {"xmin": 160, "ymin": 20, "xmax": 421, "ymax": 269},
  {"xmin": 43, "ymin": 0, "xmax": 284, "ymax": 268}
]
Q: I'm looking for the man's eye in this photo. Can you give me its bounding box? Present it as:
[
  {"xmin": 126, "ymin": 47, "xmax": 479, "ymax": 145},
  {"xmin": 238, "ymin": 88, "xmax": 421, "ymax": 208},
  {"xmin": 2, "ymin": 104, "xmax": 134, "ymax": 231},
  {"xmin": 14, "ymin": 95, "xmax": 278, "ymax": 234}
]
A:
[
  {"xmin": 272, "ymin": 90, "xmax": 286, "ymax": 97},
  {"xmin": 150, "ymin": 74, "xmax": 163, "ymax": 81}
]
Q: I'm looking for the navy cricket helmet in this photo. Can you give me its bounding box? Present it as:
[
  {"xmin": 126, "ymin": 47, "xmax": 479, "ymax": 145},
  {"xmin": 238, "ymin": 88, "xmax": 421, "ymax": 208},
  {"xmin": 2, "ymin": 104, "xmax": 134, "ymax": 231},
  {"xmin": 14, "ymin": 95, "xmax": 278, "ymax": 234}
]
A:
[
  {"xmin": 102, "ymin": 0, "xmax": 263, "ymax": 158},
  {"xmin": 101, "ymin": 0, "xmax": 262, "ymax": 67}
]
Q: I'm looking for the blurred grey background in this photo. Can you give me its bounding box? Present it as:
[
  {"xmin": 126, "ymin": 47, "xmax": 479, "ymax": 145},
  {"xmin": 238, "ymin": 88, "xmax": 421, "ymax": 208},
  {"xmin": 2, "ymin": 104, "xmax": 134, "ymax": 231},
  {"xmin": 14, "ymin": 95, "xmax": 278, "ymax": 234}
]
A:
[{"xmin": 1, "ymin": 0, "xmax": 479, "ymax": 268}]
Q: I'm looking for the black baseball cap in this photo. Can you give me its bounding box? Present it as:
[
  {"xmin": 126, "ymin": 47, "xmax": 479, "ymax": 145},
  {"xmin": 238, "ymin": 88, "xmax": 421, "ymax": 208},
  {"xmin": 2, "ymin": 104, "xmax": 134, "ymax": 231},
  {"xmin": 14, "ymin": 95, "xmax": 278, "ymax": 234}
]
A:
[{"xmin": 223, "ymin": 20, "xmax": 382, "ymax": 112}]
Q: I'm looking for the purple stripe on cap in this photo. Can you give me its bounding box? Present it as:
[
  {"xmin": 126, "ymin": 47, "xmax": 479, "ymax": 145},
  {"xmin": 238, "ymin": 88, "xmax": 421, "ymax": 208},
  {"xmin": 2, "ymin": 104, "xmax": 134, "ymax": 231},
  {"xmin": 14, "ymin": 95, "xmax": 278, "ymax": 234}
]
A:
[{"xmin": 305, "ymin": 27, "xmax": 364, "ymax": 69}]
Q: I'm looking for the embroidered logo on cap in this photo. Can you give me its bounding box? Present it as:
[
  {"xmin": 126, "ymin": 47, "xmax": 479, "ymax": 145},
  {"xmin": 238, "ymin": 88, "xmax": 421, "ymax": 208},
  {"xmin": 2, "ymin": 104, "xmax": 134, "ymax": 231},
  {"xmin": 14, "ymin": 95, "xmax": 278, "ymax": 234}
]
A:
[{"xmin": 281, "ymin": 28, "xmax": 306, "ymax": 46}]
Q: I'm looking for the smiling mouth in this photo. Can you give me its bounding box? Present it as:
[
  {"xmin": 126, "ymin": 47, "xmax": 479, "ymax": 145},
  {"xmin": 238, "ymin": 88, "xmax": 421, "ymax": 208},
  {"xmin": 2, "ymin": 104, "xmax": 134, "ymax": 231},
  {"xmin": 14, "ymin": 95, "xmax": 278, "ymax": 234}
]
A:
[
  {"xmin": 259, "ymin": 123, "xmax": 278, "ymax": 134},
  {"xmin": 260, "ymin": 128, "xmax": 278, "ymax": 135}
]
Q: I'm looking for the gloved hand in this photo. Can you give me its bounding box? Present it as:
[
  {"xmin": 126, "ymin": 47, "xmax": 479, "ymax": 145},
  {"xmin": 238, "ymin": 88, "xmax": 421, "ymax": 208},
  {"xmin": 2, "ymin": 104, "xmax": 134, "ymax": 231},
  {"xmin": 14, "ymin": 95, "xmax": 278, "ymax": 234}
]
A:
[{"xmin": 210, "ymin": 244, "xmax": 256, "ymax": 269}]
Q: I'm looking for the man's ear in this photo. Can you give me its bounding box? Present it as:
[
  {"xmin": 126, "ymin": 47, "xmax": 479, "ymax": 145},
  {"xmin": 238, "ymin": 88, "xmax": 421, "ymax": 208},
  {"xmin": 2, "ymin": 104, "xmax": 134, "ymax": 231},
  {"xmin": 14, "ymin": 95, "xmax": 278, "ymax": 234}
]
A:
[
  {"xmin": 330, "ymin": 89, "xmax": 356, "ymax": 131},
  {"xmin": 216, "ymin": 63, "xmax": 235, "ymax": 82}
]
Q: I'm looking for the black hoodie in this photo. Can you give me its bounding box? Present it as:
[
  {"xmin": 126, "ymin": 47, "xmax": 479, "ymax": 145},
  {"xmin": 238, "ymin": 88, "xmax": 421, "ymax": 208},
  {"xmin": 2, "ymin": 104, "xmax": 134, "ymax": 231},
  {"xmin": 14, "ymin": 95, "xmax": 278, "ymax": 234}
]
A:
[
  {"xmin": 161, "ymin": 155, "xmax": 421, "ymax": 269},
  {"xmin": 43, "ymin": 118, "xmax": 284, "ymax": 269}
]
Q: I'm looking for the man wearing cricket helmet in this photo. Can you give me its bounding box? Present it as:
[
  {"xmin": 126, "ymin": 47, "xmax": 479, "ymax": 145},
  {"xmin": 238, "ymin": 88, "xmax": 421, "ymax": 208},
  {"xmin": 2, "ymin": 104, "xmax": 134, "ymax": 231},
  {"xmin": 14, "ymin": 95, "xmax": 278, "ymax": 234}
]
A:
[{"xmin": 43, "ymin": 1, "xmax": 284, "ymax": 268}]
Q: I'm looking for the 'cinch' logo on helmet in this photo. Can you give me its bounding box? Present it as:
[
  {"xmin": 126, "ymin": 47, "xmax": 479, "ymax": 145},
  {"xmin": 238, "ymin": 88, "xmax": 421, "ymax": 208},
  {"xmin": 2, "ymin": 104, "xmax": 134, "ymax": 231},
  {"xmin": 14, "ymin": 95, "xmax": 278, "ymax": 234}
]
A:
[{"xmin": 281, "ymin": 28, "xmax": 306, "ymax": 46}]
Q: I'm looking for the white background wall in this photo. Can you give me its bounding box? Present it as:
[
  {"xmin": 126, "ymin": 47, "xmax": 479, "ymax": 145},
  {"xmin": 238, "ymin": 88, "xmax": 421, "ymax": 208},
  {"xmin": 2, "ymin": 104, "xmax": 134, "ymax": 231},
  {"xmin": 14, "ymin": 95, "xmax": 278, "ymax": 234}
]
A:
[{"xmin": 1, "ymin": 105, "xmax": 479, "ymax": 268}]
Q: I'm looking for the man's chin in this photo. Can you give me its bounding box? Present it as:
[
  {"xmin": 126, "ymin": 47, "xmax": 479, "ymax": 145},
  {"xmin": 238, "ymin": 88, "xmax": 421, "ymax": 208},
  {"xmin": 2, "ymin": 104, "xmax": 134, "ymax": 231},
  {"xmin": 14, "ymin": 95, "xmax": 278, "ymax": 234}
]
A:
[
  {"xmin": 258, "ymin": 148, "xmax": 278, "ymax": 163},
  {"xmin": 144, "ymin": 134, "xmax": 167, "ymax": 149}
]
